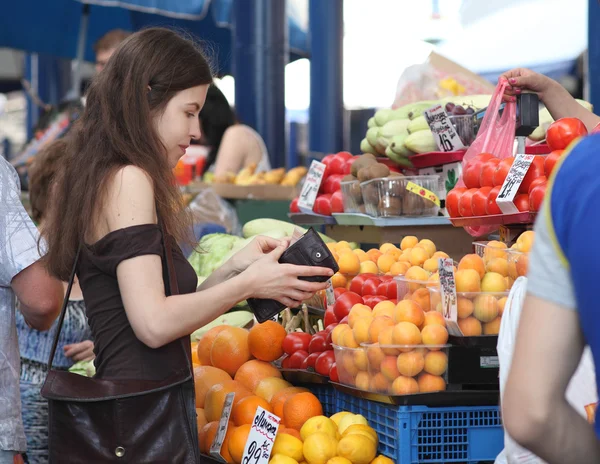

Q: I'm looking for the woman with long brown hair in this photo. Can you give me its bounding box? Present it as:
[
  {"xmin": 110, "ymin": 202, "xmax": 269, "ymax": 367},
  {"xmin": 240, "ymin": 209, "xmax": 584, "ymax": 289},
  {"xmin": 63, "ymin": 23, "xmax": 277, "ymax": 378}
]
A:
[{"xmin": 42, "ymin": 28, "xmax": 332, "ymax": 462}]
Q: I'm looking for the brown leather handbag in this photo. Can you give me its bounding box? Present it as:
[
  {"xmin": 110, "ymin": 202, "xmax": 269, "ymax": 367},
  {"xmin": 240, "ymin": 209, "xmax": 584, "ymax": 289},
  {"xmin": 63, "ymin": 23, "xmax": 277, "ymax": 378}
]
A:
[{"xmin": 41, "ymin": 227, "xmax": 200, "ymax": 463}]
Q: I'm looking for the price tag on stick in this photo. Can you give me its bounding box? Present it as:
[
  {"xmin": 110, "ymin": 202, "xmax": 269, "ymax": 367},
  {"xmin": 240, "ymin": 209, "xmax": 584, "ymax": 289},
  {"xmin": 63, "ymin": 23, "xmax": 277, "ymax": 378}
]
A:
[
  {"xmin": 424, "ymin": 104, "xmax": 465, "ymax": 153},
  {"xmin": 241, "ymin": 407, "xmax": 281, "ymax": 464},
  {"xmin": 298, "ymin": 160, "xmax": 326, "ymax": 213},
  {"xmin": 210, "ymin": 392, "xmax": 236, "ymax": 462},
  {"xmin": 437, "ymin": 258, "xmax": 462, "ymax": 336},
  {"xmin": 496, "ymin": 154, "xmax": 534, "ymax": 214}
]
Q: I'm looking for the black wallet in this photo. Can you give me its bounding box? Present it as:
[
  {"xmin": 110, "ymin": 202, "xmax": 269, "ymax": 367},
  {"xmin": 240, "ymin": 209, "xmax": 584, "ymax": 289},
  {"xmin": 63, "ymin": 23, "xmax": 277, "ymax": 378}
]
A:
[{"xmin": 247, "ymin": 227, "xmax": 339, "ymax": 323}]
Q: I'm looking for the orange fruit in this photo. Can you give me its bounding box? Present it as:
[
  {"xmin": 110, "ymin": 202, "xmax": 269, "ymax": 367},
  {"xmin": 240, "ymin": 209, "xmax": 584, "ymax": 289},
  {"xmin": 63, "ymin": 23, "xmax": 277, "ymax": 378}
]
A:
[
  {"xmin": 390, "ymin": 261, "xmax": 410, "ymax": 276},
  {"xmin": 380, "ymin": 355, "xmax": 401, "ymax": 381},
  {"xmin": 457, "ymin": 297, "xmax": 474, "ymax": 319},
  {"xmin": 483, "ymin": 317, "xmax": 502, "ymax": 335},
  {"xmin": 359, "ymin": 261, "xmax": 379, "ymax": 274},
  {"xmin": 377, "ymin": 253, "xmax": 396, "ymax": 273},
  {"xmin": 372, "ymin": 300, "xmax": 395, "ymax": 318},
  {"xmin": 458, "ymin": 317, "xmax": 483, "ymax": 336},
  {"xmin": 424, "ymin": 351, "xmax": 448, "ymax": 376},
  {"xmin": 204, "ymin": 380, "xmax": 252, "ymax": 423},
  {"xmin": 409, "ymin": 247, "xmax": 429, "ymax": 267},
  {"xmin": 232, "ymin": 395, "xmax": 273, "ymax": 426},
  {"xmin": 234, "ymin": 360, "xmax": 282, "ymax": 393},
  {"xmin": 254, "ymin": 377, "xmax": 292, "ymax": 403},
  {"xmin": 394, "ymin": 300, "xmax": 425, "ymax": 327},
  {"xmin": 348, "ymin": 304, "xmax": 373, "ymax": 328},
  {"xmin": 228, "ymin": 424, "xmax": 251, "ymax": 463},
  {"xmin": 421, "ymin": 324, "xmax": 449, "ymax": 347},
  {"xmin": 210, "ymin": 327, "xmax": 251, "ymax": 376},
  {"xmin": 338, "ymin": 252, "xmax": 361, "ymax": 275},
  {"xmin": 454, "ymin": 269, "xmax": 481, "ymax": 293},
  {"xmin": 271, "ymin": 387, "xmax": 310, "ymax": 419},
  {"xmin": 248, "ymin": 321, "xmax": 287, "ymax": 362},
  {"xmin": 331, "ymin": 272, "xmax": 348, "ymax": 288},
  {"xmin": 423, "ymin": 311, "xmax": 446, "ymax": 327},
  {"xmin": 397, "ymin": 350, "xmax": 425, "ymax": 377},
  {"xmin": 391, "ymin": 322, "xmax": 422, "ymax": 349},
  {"xmin": 400, "ymin": 236, "xmax": 418, "ymax": 251},
  {"xmin": 473, "ymin": 295, "xmax": 499, "ymax": 323},
  {"xmin": 197, "ymin": 325, "xmax": 228, "ymax": 365},
  {"xmin": 199, "ymin": 421, "xmax": 219, "ymax": 454},
  {"xmin": 283, "ymin": 392, "xmax": 323, "ymax": 430},
  {"xmin": 368, "ymin": 316, "xmax": 395, "ymax": 343},
  {"xmin": 197, "ymin": 407, "xmax": 207, "ymax": 431},
  {"xmin": 366, "ymin": 248, "xmax": 383, "ymax": 263},
  {"xmin": 193, "ymin": 365, "xmax": 232, "ymax": 408},
  {"xmin": 417, "ymin": 373, "xmax": 446, "ymax": 393},
  {"xmin": 458, "ymin": 254, "xmax": 486, "ymax": 279},
  {"xmin": 191, "ymin": 342, "xmax": 200, "ymax": 365},
  {"xmin": 391, "ymin": 376, "xmax": 419, "ymax": 395}
]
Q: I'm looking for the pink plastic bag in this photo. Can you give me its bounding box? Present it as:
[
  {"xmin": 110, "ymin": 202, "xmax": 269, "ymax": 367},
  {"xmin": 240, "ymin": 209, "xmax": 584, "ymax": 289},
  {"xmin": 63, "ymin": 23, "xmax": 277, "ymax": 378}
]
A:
[{"xmin": 456, "ymin": 80, "xmax": 516, "ymax": 236}]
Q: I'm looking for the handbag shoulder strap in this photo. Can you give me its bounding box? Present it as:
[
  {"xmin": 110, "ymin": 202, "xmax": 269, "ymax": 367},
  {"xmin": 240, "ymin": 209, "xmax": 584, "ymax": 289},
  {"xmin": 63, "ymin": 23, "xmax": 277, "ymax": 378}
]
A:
[{"xmin": 47, "ymin": 244, "xmax": 81, "ymax": 370}]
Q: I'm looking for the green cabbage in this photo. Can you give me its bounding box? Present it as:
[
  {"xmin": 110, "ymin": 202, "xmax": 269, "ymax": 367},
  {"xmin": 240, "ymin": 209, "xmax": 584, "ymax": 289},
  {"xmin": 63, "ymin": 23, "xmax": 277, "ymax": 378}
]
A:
[{"xmin": 188, "ymin": 233, "xmax": 245, "ymax": 278}]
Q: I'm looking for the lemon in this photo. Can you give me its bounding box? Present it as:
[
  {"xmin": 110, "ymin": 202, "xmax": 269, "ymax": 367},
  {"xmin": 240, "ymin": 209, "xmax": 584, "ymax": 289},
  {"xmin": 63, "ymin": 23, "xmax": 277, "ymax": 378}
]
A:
[
  {"xmin": 330, "ymin": 411, "xmax": 353, "ymax": 428},
  {"xmin": 326, "ymin": 458, "xmax": 352, "ymax": 464},
  {"xmin": 337, "ymin": 434, "xmax": 377, "ymax": 464},
  {"xmin": 303, "ymin": 432, "xmax": 338, "ymax": 464},
  {"xmin": 300, "ymin": 416, "xmax": 338, "ymax": 441},
  {"xmin": 273, "ymin": 433, "xmax": 304, "ymax": 462},
  {"xmin": 370, "ymin": 456, "xmax": 395, "ymax": 464},
  {"xmin": 342, "ymin": 424, "xmax": 378, "ymax": 445},
  {"xmin": 337, "ymin": 414, "xmax": 368, "ymax": 435},
  {"xmin": 270, "ymin": 454, "xmax": 299, "ymax": 464}
]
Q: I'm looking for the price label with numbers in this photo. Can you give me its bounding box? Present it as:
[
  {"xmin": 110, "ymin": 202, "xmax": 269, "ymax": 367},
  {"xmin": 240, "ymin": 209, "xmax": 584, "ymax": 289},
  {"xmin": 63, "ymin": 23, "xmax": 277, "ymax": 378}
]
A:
[
  {"xmin": 325, "ymin": 280, "xmax": 335, "ymax": 306},
  {"xmin": 298, "ymin": 160, "xmax": 326, "ymax": 213},
  {"xmin": 241, "ymin": 407, "xmax": 281, "ymax": 464},
  {"xmin": 496, "ymin": 154, "xmax": 534, "ymax": 214},
  {"xmin": 405, "ymin": 181, "xmax": 441, "ymax": 206},
  {"xmin": 424, "ymin": 104, "xmax": 465, "ymax": 153},
  {"xmin": 437, "ymin": 258, "xmax": 462, "ymax": 336},
  {"xmin": 210, "ymin": 392, "xmax": 235, "ymax": 462}
]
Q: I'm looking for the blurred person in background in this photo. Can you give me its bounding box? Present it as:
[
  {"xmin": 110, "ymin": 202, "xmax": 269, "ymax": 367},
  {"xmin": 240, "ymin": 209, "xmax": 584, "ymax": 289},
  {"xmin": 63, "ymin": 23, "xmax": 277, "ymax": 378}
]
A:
[
  {"xmin": 16, "ymin": 140, "xmax": 94, "ymax": 464},
  {"xmin": 94, "ymin": 29, "xmax": 131, "ymax": 74},
  {"xmin": 0, "ymin": 158, "xmax": 63, "ymax": 464},
  {"xmin": 197, "ymin": 84, "xmax": 271, "ymax": 176},
  {"xmin": 501, "ymin": 68, "xmax": 600, "ymax": 462}
]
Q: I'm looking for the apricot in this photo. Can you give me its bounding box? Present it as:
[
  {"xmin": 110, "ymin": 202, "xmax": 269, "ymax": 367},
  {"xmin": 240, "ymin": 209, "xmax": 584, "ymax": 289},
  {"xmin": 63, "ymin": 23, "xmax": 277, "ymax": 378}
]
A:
[
  {"xmin": 458, "ymin": 254, "xmax": 486, "ymax": 280},
  {"xmin": 455, "ymin": 269, "xmax": 481, "ymax": 293}
]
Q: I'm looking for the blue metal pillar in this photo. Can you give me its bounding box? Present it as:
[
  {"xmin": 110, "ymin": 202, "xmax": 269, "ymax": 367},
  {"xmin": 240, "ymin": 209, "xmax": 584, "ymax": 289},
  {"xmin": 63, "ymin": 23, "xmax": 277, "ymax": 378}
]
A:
[
  {"xmin": 588, "ymin": 0, "xmax": 600, "ymax": 111},
  {"xmin": 309, "ymin": 0, "xmax": 344, "ymax": 157},
  {"xmin": 232, "ymin": 0, "xmax": 288, "ymax": 169}
]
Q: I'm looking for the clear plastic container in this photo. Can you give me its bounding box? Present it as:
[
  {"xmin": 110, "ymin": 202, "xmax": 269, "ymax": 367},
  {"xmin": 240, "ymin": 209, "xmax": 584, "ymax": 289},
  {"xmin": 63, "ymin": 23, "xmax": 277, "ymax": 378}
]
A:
[
  {"xmin": 448, "ymin": 114, "xmax": 475, "ymax": 146},
  {"xmin": 473, "ymin": 241, "xmax": 529, "ymax": 286},
  {"xmin": 360, "ymin": 176, "xmax": 441, "ymax": 218},
  {"xmin": 362, "ymin": 343, "xmax": 450, "ymax": 395},
  {"xmin": 340, "ymin": 180, "xmax": 365, "ymax": 214},
  {"xmin": 333, "ymin": 345, "xmax": 368, "ymax": 388},
  {"xmin": 428, "ymin": 288, "xmax": 509, "ymax": 336}
]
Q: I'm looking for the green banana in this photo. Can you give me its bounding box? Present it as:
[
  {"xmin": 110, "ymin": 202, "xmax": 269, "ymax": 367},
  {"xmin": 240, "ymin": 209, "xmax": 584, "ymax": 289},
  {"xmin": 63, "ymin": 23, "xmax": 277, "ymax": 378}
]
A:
[
  {"xmin": 385, "ymin": 146, "xmax": 413, "ymax": 167},
  {"xmin": 367, "ymin": 117, "xmax": 376, "ymax": 129},
  {"xmin": 405, "ymin": 130, "xmax": 437, "ymax": 154},
  {"xmin": 380, "ymin": 119, "xmax": 410, "ymax": 139},
  {"xmin": 374, "ymin": 108, "xmax": 394, "ymax": 126},
  {"xmin": 389, "ymin": 134, "xmax": 413, "ymax": 158},
  {"xmin": 366, "ymin": 127, "xmax": 380, "ymax": 147},
  {"xmin": 407, "ymin": 116, "xmax": 430, "ymax": 134},
  {"xmin": 360, "ymin": 138, "xmax": 378, "ymax": 155}
]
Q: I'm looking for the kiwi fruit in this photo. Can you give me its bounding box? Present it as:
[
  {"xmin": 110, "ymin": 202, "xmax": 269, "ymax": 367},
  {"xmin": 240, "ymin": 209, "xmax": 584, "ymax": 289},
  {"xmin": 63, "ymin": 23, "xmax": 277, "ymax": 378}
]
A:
[
  {"xmin": 351, "ymin": 156, "xmax": 377, "ymax": 177},
  {"xmin": 403, "ymin": 192, "xmax": 427, "ymax": 216},
  {"xmin": 342, "ymin": 174, "xmax": 357, "ymax": 182},
  {"xmin": 362, "ymin": 182, "xmax": 380, "ymax": 207},
  {"xmin": 379, "ymin": 196, "xmax": 403, "ymax": 217},
  {"xmin": 388, "ymin": 171, "xmax": 404, "ymax": 178},
  {"xmin": 368, "ymin": 163, "xmax": 390, "ymax": 180},
  {"xmin": 349, "ymin": 182, "xmax": 363, "ymax": 202},
  {"xmin": 357, "ymin": 166, "xmax": 373, "ymax": 182}
]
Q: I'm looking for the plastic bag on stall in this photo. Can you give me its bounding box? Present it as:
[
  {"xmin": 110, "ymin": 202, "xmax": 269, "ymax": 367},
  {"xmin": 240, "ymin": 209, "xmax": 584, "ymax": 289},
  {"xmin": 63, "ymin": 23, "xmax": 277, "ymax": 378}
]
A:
[
  {"xmin": 187, "ymin": 187, "xmax": 241, "ymax": 236},
  {"xmin": 495, "ymin": 277, "xmax": 598, "ymax": 464},
  {"xmin": 455, "ymin": 80, "xmax": 516, "ymax": 237}
]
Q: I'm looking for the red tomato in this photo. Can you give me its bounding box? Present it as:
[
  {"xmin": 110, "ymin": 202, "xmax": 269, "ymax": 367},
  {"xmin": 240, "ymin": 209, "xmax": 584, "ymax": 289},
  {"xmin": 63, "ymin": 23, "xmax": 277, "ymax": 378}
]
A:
[
  {"xmin": 333, "ymin": 292, "xmax": 363, "ymax": 320},
  {"xmin": 288, "ymin": 350, "xmax": 309, "ymax": 369},
  {"xmin": 315, "ymin": 350, "xmax": 336, "ymax": 376},
  {"xmin": 281, "ymin": 355, "xmax": 291, "ymax": 369},
  {"xmin": 327, "ymin": 155, "xmax": 347, "ymax": 176},
  {"xmin": 493, "ymin": 157, "xmax": 515, "ymax": 186},
  {"xmin": 309, "ymin": 333, "xmax": 330, "ymax": 353},
  {"xmin": 324, "ymin": 306, "xmax": 338, "ymax": 327},
  {"xmin": 314, "ymin": 194, "xmax": 332, "ymax": 216},
  {"xmin": 301, "ymin": 352, "xmax": 320, "ymax": 370},
  {"xmin": 329, "ymin": 363, "xmax": 339, "ymax": 383},
  {"xmin": 514, "ymin": 194, "xmax": 530, "ymax": 212},
  {"xmin": 330, "ymin": 190, "xmax": 344, "ymax": 213},
  {"xmin": 486, "ymin": 186, "xmax": 502, "ymax": 215},
  {"xmin": 321, "ymin": 154, "xmax": 336, "ymax": 178},
  {"xmin": 362, "ymin": 276, "xmax": 381, "ymax": 297},
  {"xmin": 324, "ymin": 323, "xmax": 338, "ymax": 334},
  {"xmin": 349, "ymin": 274, "xmax": 374, "ymax": 295},
  {"xmin": 377, "ymin": 280, "xmax": 397, "ymax": 299},
  {"xmin": 470, "ymin": 187, "xmax": 492, "ymax": 216},
  {"xmin": 458, "ymin": 188, "xmax": 477, "ymax": 217},
  {"xmin": 363, "ymin": 295, "xmax": 387, "ymax": 309},
  {"xmin": 480, "ymin": 158, "xmax": 500, "ymax": 188},
  {"xmin": 529, "ymin": 183, "xmax": 547, "ymax": 212},
  {"xmin": 546, "ymin": 118, "xmax": 587, "ymax": 151},
  {"xmin": 322, "ymin": 174, "xmax": 344, "ymax": 194},
  {"xmin": 333, "ymin": 287, "xmax": 346, "ymax": 299},
  {"xmin": 519, "ymin": 156, "xmax": 545, "ymax": 193},
  {"xmin": 446, "ymin": 188, "xmax": 466, "ymax": 218},
  {"xmin": 282, "ymin": 333, "xmax": 312, "ymax": 355},
  {"xmin": 289, "ymin": 197, "xmax": 300, "ymax": 213},
  {"xmin": 343, "ymin": 155, "xmax": 361, "ymax": 175},
  {"xmin": 336, "ymin": 152, "xmax": 353, "ymax": 161},
  {"xmin": 339, "ymin": 316, "xmax": 349, "ymax": 324},
  {"xmin": 528, "ymin": 176, "xmax": 547, "ymax": 195},
  {"xmin": 544, "ymin": 150, "xmax": 564, "ymax": 177},
  {"xmin": 462, "ymin": 153, "xmax": 495, "ymax": 188}
]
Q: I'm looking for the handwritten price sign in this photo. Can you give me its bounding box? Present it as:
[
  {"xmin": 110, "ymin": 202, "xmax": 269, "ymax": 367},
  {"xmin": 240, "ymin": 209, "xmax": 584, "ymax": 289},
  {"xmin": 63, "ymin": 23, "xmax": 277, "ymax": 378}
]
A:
[
  {"xmin": 496, "ymin": 154, "xmax": 534, "ymax": 214},
  {"xmin": 241, "ymin": 407, "xmax": 281, "ymax": 464},
  {"xmin": 424, "ymin": 104, "xmax": 465, "ymax": 153},
  {"xmin": 437, "ymin": 258, "xmax": 462, "ymax": 336},
  {"xmin": 298, "ymin": 160, "xmax": 326, "ymax": 213},
  {"xmin": 210, "ymin": 392, "xmax": 235, "ymax": 462}
]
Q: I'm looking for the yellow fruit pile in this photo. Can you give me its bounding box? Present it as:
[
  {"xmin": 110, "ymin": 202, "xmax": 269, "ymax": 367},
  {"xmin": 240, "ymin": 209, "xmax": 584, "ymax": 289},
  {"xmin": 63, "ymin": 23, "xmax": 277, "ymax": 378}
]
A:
[{"xmin": 332, "ymin": 298, "xmax": 449, "ymax": 395}]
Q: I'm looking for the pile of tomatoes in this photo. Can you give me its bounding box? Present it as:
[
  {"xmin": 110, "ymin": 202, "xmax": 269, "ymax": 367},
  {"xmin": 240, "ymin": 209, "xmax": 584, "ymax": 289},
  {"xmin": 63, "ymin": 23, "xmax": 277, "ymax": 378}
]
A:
[{"xmin": 447, "ymin": 117, "xmax": 588, "ymax": 218}]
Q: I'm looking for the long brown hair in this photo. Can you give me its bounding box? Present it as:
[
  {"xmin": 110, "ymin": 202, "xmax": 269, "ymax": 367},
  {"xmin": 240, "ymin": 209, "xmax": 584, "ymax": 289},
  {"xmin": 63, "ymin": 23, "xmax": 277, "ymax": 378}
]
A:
[{"xmin": 43, "ymin": 27, "xmax": 213, "ymax": 280}]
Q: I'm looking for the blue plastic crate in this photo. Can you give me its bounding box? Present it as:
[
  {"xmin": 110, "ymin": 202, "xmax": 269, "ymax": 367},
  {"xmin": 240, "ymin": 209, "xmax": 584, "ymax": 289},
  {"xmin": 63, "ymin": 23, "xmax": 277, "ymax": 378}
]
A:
[
  {"xmin": 336, "ymin": 391, "xmax": 503, "ymax": 463},
  {"xmin": 309, "ymin": 384, "xmax": 337, "ymax": 417}
]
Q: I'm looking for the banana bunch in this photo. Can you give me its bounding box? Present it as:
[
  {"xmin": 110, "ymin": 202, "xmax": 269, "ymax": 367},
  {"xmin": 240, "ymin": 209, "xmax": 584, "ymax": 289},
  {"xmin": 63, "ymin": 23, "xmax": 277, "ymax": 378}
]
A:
[{"xmin": 210, "ymin": 165, "xmax": 307, "ymax": 186}]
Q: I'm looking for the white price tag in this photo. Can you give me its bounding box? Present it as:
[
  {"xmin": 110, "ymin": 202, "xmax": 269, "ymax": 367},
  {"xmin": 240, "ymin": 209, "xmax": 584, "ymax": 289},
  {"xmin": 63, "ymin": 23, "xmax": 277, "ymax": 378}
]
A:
[
  {"xmin": 437, "ymin": 258, "xmax": 462, "ymax": 336},
  {"xmin": 210, "ymin": 392, "xmax": 235, "ymax": 461},
  {"xmin": 496, "ymin": 154, "xmax": 534, "ymax": 214},
  {"xmin": 424, "ymin": 104, "xmax": 465, "ymax": 153},
  {"xmin": 325, "ymin": 280, "xmax": 335, "ymax": 306},
  {"xmin": 298, "ymin": 160, "xmax": 326, "ymax": 213},
  {"xmin": 241, "ymin": 407, "xmax": 281, "ymax": 464}
]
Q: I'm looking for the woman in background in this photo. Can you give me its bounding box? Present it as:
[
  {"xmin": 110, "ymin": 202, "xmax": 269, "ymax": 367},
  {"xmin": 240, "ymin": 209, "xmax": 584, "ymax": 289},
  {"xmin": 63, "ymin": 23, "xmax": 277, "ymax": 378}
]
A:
[{"xmin": 197, "ymin": 84, "xmax": 271, "ymax": 176}]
